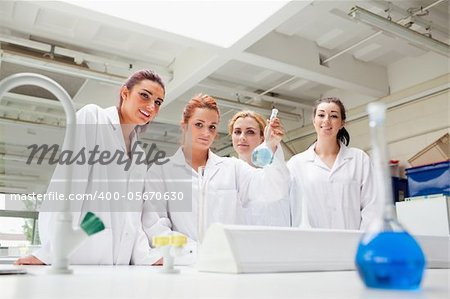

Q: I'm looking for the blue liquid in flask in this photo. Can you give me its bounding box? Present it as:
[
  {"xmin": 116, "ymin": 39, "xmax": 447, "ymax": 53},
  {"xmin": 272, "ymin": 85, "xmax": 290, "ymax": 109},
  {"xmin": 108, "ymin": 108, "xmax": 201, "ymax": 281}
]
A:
[
  {"xmin": 251, "ymin": 108, "xmax": 278, "ymax": 168},
  {"xmin": 251, "ymin": 146, "xmax": 273, "ymax": 168},
  {"xmin": 355, "ymin": 231, "xmax": 426, "ymax": 290}
]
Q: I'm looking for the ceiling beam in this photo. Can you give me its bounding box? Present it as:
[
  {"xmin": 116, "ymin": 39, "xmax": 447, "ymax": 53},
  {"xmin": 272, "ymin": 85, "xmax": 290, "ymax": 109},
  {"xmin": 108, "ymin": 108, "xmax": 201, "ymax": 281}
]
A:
[
  {"xmin": 239, "ymin": 32, "xmax": 389, "ymax": 98},
  {"xmin": 199, "ymin": 78, "xmax": 314, "ymax": 109},
  {"xmin": 0, "ymin": 49, "xmax": 126, "ymax": 85}
]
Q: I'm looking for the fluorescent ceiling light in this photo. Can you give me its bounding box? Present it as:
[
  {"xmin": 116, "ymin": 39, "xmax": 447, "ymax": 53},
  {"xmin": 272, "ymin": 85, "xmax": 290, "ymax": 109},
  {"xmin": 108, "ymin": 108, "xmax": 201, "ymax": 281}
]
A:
[
  {"xmin": 65, "ymin": 0, "xmax": 289, "ymax": 48},
  {"xmin": 1, "ymin": 51, "xmax": 126, "ymax": 85},
  {"xmin": 349, "ymin": 6, "xmax": 449, "ymax": 57},
  {"xmin": 0, "ymin": 34, "xmax": 52, "ymax": 52},
  {"xmin": 214, "ymin": 96, "xmax": 302, "ymax": 122}
]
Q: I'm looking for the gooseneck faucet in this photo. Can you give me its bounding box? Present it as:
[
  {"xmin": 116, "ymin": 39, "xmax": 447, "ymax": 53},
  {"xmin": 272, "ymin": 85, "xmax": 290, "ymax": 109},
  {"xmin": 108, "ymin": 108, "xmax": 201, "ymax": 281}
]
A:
[{"xmin": 0, "ymin": 73, "xmax": 104, "ymax": 274}]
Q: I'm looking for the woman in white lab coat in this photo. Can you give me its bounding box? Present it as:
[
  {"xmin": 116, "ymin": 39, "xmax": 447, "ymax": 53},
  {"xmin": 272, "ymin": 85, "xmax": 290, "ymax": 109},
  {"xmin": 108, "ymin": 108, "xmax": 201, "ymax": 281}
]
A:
[
  {"xmin": 142, "ymin": 95, "xmax": 289, "ymax": 262},
  {"xmin": 15, "ymin": 70, "xmax": 165, "ymax": 265},
  {"xmin": 288, "ymin": 97, "xmax": 381, "ymax": 230},
  {"xmin": 228, "ymin": 110, "xmax": 290, "ymax": 226}
]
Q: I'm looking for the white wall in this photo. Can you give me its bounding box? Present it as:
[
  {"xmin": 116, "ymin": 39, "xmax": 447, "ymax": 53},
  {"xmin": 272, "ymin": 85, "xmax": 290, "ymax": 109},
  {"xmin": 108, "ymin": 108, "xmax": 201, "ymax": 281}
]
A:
[{"xmin": 388, "ymin": 52, "xmax": 449, "ymax": 94}]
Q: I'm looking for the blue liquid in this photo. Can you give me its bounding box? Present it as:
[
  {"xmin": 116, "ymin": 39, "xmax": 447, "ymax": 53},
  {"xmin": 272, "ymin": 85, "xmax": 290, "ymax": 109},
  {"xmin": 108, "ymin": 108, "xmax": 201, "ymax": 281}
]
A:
[
  {"xmin": 355, "ymin": 231, "xmax": 426, "ymax": 290},
  {"xmin": 251, "ymin": 146, "xmax": 273, "ymax": 168}
]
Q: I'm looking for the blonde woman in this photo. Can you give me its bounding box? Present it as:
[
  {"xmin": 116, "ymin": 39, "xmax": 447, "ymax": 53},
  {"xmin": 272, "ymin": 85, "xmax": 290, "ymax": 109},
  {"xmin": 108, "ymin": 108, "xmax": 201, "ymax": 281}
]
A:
[{"xmin": 228, "ymin": 110, "xmax": 290, "ymax": 226}]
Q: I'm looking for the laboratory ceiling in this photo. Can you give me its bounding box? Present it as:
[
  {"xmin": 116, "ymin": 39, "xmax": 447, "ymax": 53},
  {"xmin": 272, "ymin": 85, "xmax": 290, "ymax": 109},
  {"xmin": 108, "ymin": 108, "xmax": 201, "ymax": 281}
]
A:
[{"xmin": 0, "ymin": 0, "xmax": 449, "ymax": 194}]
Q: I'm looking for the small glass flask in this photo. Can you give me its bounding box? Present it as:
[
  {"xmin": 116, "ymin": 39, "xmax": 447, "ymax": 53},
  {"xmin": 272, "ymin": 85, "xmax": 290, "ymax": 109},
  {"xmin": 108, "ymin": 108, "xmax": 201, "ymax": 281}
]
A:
[{"xmin": 251, "ymin": 108, "xmax": 278, "ymax": 168}]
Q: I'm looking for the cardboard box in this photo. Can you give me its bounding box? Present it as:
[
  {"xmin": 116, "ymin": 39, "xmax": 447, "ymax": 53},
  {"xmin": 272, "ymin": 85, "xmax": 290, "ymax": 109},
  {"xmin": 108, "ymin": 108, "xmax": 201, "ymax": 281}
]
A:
[{"xmin": 408, "ymin": 133, "xmax": 449, "ymax": 167}]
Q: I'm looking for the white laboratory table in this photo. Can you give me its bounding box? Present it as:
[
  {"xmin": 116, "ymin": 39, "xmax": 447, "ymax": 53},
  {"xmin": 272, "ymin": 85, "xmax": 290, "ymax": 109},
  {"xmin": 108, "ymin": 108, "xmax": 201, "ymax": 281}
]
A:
[{"xmin": 0, "ymin": 266, "xmax": 448, "ymax": 299}]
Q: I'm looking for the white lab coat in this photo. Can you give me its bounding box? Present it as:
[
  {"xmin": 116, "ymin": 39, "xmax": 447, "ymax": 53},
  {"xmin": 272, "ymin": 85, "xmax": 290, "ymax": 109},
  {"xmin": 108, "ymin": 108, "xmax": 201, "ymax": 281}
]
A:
[
  {"xmin": 243, "ymin": 194, "xmax": 291, "ymax": 226},
  {"xmin": 288, "ymin": 142, "xmax": 381, "ymax": 230},
  {"xmin": 34, "ymin": 104, "xmax": 157, "ymax": 265},
  {"xmin": 243, "ymin": 148, "xmax": 291, "ymax": 227},
  {"xmin": 142, "ymin": 147, "xmax": 290, "ymax": 255}
]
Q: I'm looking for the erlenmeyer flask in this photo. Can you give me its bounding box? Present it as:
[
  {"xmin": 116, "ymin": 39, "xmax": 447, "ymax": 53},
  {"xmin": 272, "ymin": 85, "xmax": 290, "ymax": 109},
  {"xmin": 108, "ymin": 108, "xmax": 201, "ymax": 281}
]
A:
[
  {"xmin": 355, "ymin": 102, "xmax": 425, "ymax": 290},
  {"xmin": 251, "ymin": 108, "xmax": 278, "ymax": 168}
]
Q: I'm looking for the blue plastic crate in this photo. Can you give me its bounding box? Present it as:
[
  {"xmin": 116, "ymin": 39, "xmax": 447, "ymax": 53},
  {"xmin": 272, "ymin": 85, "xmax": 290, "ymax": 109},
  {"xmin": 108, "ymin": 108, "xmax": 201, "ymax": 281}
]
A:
[{"xmin": 405, "ymin": 160, "xmax": 450, "ymax": 197}]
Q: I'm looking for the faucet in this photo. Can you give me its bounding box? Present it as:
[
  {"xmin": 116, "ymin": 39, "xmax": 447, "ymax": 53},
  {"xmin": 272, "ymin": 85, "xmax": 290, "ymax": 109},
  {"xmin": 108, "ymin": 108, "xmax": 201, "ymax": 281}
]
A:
[
  {"xmin": 0, "ymin": 73, "xmax": 104, "ymax": 274},
  {"xmin": 52, "ymin": 211, "xmax": 104, "ymax": 273}
]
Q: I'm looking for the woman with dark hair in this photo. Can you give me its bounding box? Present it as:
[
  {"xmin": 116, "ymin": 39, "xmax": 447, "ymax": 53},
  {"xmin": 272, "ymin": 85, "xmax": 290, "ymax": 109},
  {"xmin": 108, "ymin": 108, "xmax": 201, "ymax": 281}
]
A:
[
  {"xmin": 142, "ymin": 94, "xmax": 289, "ymax": 264},
  {"xmin": 16, "ymin": 69, "xmax": 165, "ymax": 265},
  {"xmin": 288, "ymin": 97, "xmax": 380, "ymax": 230}
]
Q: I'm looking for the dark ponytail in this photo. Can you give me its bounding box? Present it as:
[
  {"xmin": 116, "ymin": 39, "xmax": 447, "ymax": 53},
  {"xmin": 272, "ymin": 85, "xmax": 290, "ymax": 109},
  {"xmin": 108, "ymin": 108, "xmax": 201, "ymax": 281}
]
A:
[{"xmin": 337, "ymin": 127, "xmax": 350, "ymax": 146}]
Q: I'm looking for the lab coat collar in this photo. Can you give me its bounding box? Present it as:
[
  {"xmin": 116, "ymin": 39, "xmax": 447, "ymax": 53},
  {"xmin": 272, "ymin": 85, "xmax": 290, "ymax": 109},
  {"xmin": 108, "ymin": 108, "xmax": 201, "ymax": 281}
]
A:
[
  {"xmin": 332, "ymin": 142, "xmax": 354, "ymax": 173},
  {"xmin": 205, "ymin": 150, "xmax": 225, "ymax": 167},
  {"xmin": 105, "ymin": 106, "xmax": 121, "ymax": 128},
  {"xmin": 171, "ymin": 147, "xmax": 188, "ymax": 166},
  {"xmin": 171, "ymin": 147, "xmax": 224, "ymax": 179},
  {"xmin": 304, "ymin": 143, "xmax": 318, "ymax": 162},
  {"xmin": 204, "ymin": 150, "xmax": 224, "ymax": 181},
  {"xmin": 336, "ymin": 142, "xmax": 353, "ymax": 160},
  {"xmin": 104, "ymin": 106, "xmax": 139, "ymax": 153},
  {"xmin": 306, "ymin": 141, "xmax": 353, "ymax": 171},
  {"xmin": 305, "ymin": 141, "xmax": 352, "ymax": 158},
  {"xmin": 171, "ymin": 147, "xmax": 225, "ymax": 165}
]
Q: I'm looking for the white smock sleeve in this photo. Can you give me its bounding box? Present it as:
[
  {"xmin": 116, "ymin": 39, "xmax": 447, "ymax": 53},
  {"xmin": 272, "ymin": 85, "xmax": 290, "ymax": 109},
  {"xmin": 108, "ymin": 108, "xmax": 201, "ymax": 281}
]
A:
[
  {"xmin": 130, "ymin": 213, "xmax": 162, "ymax": 265},
  {"xmin": 142, "ymin": 165, "xmax": 197, "ymax": 265},
  {"xmin": 237, "ymin": 146, "xmax": 290, "ymax": 207},
  {"xmin": 359, "ymin": 153, "xmax": 382, "ymax": 230}
]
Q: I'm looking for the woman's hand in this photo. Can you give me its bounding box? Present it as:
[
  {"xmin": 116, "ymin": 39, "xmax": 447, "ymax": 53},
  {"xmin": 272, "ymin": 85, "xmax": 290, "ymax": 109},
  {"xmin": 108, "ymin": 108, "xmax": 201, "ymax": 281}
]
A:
[
  {"xmin": 14, "ymin": 255, "xmax": 45, "ymax": 265},
  {"xmin": 152, "ymin": 257, "xmax": 163, "ymax": 266},
  {"xmin": 266, "ymin": 117, "xmax": 285, "ymax": 152}
]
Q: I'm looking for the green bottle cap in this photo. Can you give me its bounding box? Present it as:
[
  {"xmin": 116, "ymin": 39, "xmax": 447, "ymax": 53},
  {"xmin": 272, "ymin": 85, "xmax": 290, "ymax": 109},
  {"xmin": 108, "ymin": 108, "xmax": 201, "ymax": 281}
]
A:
[{"xmin": 80, "ymin": 212, "xmax": 105, "ymax": 236}]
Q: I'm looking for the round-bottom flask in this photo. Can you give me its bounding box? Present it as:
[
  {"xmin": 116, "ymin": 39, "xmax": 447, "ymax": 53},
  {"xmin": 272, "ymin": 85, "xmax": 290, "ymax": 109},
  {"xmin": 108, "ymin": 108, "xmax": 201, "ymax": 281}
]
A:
[
  {"xmin": 355, "ymin": 220, "xmax": 426, "ymax": 290},
  {"xmin": 251, "ymin": 108, "xmax": 278, "ymax": 168},
  {"xmin": 251, "ymin": 145, "xmax": 273, "ymax": 168},
  {"xmin": 358, "ymin": 102, "xmax": 426, "ymax": 290}
]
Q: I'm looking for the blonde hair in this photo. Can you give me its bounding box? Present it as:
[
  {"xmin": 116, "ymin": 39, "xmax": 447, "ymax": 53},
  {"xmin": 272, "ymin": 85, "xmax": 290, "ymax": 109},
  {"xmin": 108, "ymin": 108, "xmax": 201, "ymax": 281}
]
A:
[{"xmin": 228, "ymin": 110, "xmax": 265, "ymax": 137}]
